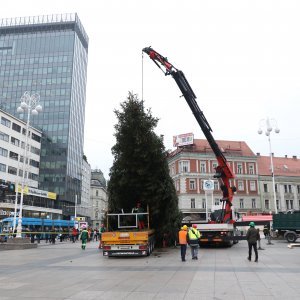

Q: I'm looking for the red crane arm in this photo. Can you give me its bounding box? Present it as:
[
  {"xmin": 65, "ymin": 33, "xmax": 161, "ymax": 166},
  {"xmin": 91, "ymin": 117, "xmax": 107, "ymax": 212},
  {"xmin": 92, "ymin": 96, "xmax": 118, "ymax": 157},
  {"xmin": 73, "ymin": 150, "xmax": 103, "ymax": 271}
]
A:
[{"xmin": 143, "ymin": 47, "xmax": 236, "ymax": 224}]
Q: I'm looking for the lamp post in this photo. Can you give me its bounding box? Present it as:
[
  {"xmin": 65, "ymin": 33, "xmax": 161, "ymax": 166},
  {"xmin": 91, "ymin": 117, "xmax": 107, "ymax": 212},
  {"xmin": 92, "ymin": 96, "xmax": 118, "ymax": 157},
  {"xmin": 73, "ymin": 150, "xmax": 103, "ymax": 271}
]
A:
[
  {"xmin": 258, "ymin": 118, "xmax": 280, "ymax": 214},
  {"xmin": 16, "ymin": 92, "xmax": 42, "ymax": 238}
]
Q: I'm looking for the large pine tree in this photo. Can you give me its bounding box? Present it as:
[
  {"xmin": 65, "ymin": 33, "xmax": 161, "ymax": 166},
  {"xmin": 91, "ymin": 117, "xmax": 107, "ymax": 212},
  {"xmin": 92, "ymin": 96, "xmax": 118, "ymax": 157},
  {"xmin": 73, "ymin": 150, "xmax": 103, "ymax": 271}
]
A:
[{"xmin": 108, "ymin": 92, "xmax": 181, "ymax": 246}]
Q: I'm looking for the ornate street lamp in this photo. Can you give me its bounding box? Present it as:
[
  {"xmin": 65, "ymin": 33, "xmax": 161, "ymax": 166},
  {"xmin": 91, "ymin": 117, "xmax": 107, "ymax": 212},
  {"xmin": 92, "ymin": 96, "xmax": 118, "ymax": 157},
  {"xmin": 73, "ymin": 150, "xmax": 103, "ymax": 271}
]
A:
[
  {"xmin": 15, "ymin": 92, "xmax": 42, "ymax": 238},
  {"xmin": 258, "ymin": 118, "xmax": 280, "ymax": 214}
]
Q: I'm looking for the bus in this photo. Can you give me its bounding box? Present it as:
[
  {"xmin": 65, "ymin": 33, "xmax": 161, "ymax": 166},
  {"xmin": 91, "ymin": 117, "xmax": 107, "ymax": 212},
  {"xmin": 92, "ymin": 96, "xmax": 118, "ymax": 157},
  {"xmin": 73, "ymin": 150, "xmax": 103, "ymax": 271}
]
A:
[{"xmin": 0, "ymin": 217, "xmax": 75, "ymax": 240}]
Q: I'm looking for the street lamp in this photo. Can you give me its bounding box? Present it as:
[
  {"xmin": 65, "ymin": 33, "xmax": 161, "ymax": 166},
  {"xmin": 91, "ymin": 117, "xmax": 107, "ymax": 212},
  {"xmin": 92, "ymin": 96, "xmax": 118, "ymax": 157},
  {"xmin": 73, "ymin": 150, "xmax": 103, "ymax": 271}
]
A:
[
  {"xmin": 15, "ymin": 92, "xmax": 42, "ymax": 238},
  {"xmin": 258, "ymin": 118, "xmax": 280, "ymax": 214}
]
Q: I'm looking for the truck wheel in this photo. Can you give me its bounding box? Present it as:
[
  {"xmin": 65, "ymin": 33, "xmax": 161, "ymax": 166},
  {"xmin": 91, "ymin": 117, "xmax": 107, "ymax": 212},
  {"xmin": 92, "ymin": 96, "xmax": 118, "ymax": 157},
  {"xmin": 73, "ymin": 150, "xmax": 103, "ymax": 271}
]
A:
[{"xmin": 285, "ymin": 232, "xmax": 297, "ymax": 243}]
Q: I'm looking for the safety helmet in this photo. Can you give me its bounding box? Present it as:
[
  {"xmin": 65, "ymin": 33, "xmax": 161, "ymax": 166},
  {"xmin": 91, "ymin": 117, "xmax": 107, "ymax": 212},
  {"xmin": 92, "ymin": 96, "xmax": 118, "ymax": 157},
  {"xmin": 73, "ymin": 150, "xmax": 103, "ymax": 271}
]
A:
[
  {"xmin": 192, "ymin": 224, "xmax": 197, "ymax": 228},
  {"xmin": 249, "ymin": 222, "xmax": 255, "ymax": 227},
  {"xmin": 182, "ymin": 225, "xmax": 188, "ymax": 230}
]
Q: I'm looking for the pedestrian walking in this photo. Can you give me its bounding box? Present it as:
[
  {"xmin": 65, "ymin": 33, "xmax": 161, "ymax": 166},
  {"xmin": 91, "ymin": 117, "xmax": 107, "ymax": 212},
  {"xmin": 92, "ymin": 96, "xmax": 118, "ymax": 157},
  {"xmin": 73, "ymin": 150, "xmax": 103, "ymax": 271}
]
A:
[
  {"xmin": 98, "ymin": 223, "xmax": 106, "ymax": 249},
  {"xmin": 72, "ymin": 227, "xmax": 77, "ymax": 243},
  {"xmin": 178, "ymin": 225, "xmax": 188, "ymax": 262},
  {"xmin": 93, "ymin": 229, "xmax": 98, "ymax": 242},
  {"xmin": 246, "ymin": 222, "xmax": 260, "ymax": 262},
  {"xmin": 187, "ymin": 224, "xmax": 201, "ymax": 260},
  {"xmin": 257, "ymin": 228, "xmax": 264, "ymax": 250},
  {"xmin": 263, "ymin": 224, "xmax": 273, "ymax": 245},
  {"xmin": 80, "ymin": 226, "xmax": 89, "ymax": 250}
]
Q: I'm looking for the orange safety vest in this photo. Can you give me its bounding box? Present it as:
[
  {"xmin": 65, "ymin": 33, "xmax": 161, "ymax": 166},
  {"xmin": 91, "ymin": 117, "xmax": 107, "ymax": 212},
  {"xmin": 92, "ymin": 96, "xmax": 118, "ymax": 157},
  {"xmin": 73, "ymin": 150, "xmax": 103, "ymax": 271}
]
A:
[{"xmin": 178, "ymin": 230, "xmax": 188, "ymax": 245}]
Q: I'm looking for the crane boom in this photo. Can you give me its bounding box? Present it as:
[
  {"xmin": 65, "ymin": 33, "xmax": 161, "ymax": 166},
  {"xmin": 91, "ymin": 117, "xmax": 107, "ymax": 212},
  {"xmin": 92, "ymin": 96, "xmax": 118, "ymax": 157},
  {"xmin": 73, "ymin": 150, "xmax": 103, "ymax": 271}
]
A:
[{"xmin": 143, "ymin": 47, "xmax": 236, "ymax": 224}]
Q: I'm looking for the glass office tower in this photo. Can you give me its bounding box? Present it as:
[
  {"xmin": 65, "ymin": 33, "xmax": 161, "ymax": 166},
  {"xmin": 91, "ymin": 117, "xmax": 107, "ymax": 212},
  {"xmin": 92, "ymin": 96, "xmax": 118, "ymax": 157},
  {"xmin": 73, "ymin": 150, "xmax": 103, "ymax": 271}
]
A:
[{"xmin": 0, "ymin": 14, "xmax": 89, "ymax": 217}]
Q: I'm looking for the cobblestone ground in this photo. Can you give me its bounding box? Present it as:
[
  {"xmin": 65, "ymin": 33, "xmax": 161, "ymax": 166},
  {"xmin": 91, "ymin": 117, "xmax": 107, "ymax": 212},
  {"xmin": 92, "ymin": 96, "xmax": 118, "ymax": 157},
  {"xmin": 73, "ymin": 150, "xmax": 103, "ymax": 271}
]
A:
[{"xmin": 0, "ymin": 238, "xmax": 300, "ymax": 299}]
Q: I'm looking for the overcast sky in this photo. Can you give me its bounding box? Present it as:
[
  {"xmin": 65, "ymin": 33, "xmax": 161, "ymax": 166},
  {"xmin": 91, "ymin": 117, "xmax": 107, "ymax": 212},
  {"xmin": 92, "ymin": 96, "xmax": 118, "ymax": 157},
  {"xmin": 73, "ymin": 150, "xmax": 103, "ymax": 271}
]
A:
[{"xmin": 1, "ymin": 0, "xmax": 300, "ymax": 179}]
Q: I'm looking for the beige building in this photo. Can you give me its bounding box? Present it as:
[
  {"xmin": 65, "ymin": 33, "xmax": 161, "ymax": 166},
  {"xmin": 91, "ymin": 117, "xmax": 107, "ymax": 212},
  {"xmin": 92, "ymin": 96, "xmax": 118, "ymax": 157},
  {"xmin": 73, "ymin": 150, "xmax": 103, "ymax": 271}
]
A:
[
  {"xmin": 257, "ymin": 154, "xmax": 300, "ymax": 213},
  {"xmin": 167, "ymin": 138, "xmax": 300, "ymax": 221},
  {"xmin": 90, "ymin": 169, "xmax": 108, "ymax": 228}
]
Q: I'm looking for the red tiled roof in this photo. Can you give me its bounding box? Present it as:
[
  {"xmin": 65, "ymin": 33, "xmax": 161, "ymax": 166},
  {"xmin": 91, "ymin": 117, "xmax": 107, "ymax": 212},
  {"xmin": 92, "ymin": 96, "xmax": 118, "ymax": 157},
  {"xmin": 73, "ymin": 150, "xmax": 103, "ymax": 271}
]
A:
[
  {"xmin": 170, "ymin": 139, "xmax": 255, "ymax": 157},
  {"xmin": 257, "ymin": 155, "xmax": 300, "ymax": 177}
]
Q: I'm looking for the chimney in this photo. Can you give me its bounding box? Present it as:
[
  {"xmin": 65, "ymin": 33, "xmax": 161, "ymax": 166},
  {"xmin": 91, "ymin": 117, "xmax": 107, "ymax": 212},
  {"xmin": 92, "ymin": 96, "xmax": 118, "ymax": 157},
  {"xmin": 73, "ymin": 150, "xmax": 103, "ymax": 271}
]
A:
[
  {"xmin": 292, "ymin": 155, "xmax": 297, "ymax": 160},
  {"xmin": 256, "ymin": 153, "xmax": 260, "ymax": 156}
]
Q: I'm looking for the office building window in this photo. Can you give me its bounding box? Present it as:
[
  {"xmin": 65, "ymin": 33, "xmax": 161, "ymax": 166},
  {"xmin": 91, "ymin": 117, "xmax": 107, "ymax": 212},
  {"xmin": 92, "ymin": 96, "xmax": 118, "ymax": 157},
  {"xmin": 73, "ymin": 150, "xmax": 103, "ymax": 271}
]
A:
[
  {"xmin": 202, "ymin": 198, "xmax": 206, "ymax": 209},
  {"xmin": 1, "ymin": 116, "xmax": 11, "ymax": 128},
  {"xmin": 12, "ymin": 122, "xmax": 21, "ymax": 133},
  {"xmin": 238, "ymin": 180, "xmax": 244, "ymax": 191},
  {"xmin": 214, "ymin": 181, "xmax": 219, "ymax": 191},
  {"xmin": 170, "ymin": 164, "xmax": 175, "ymax": 176},
  {"xmin": 275, "ymin": 184, "xmax": 278, "ymax": 193},
  {"xmin": 200, "ymin": 162, "xmax": 206, "ymax": 173},
  {"xmin": 248, "ymin": 164, "xmax": 255, "ymax": 174},
  {"xmin": 189, "ymin": 179, "xmax": 196, "ymax": 190},
  {"xmin": 179, "ymin": 160, "xmax": 190, "ymax": 173},
  {"xmin": 9, "ymin": 151, "xmax": 18, "ymax": 161},
  {"xmin": 239, "ymin": 199, "xmax": 244, "ymax": 209},
  {"xmin": 286, "ymin": 200, "xmax": 293, "ymax": 210},
  {"xmin": 297, "ymin": 185, "xmax": 300, "ymax": 194},
  {"xmin": 11, "ymin": 137, "xmax": 20, "ymax": 147},
  {"xmin": 237, "ymin": 163, "xmax": 243, "ymax": 174},
  {"xmin": 191, "ymin": 198, "xmax": 195, "ymax": 209},
  {"xmin": 265, "ymin": 199, "xmax": 270, "ymax": 210},
  {"xmin": 251, "ymin": 198, "xmax": 256, "ymax": 208},
  {"xmin": 8, "ymin": 166, "xmax": 17, "ymax": 175},
  {"xmin": 0, "ymin": 163, "xmax": 6, "ymax": 172},
  {"xmin": 212, "ymin": 162, "xmax": 218, "ymax": 171},
  {"xmin": 250, "ymin": 181, "xmax": 256, "ymax": 191},
  {"xmin": 264, "ymin": 184, "xmax": 268, "ymax": 193},
  {"xmin": 214, "ymin": 198, "xmax": 220, "ymax": 206},
  {"xmin": 31, "ymin": 133, "xmax": 41, "ymax": 143},
  {"xmin": 0, "ymin": 147, "xmax": 8, "ymax": 157},
  {"xmin": 288, "ymin": 185, "xmax": 292, "ymax": 193},
  {"xmin": 0, "ymin": 131, "xmax": 9, "ymax": 142}
]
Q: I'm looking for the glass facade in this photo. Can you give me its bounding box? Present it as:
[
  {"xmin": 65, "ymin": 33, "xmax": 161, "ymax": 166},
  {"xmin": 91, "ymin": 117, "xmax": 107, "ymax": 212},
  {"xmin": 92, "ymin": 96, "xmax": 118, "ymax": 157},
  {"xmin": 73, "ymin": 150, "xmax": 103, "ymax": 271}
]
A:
[{"xmin": 0, "ymin": 14, "xmax": 89, "ymax": 217}]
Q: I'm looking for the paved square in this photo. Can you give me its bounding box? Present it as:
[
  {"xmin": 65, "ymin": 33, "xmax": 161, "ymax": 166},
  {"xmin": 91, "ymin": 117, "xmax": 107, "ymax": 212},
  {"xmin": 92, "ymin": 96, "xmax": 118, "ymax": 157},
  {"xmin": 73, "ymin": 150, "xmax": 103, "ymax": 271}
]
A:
[{"xmin": 0, "ymin": 238, "xmax": 300, "ymax": 299}]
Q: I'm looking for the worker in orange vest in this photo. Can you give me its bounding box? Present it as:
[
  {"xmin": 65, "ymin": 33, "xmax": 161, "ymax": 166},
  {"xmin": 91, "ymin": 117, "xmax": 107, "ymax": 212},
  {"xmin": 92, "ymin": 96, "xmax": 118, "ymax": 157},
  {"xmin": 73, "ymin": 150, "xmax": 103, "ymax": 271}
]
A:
[{"xmin": 178, "ymin": 225, "xmax": 188, "ymax": 262}]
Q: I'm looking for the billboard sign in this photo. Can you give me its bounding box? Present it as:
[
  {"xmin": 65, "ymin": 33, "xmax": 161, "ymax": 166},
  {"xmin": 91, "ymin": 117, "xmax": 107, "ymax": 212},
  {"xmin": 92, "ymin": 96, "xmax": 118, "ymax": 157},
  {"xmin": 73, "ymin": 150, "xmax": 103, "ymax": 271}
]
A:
[
  {"xmin": 173, "ymin": 133, "xmax": 194, "ymax": 147},
  {"xmin": 17, "ymin": 185, "xmax": 56, "ymax": 200}
]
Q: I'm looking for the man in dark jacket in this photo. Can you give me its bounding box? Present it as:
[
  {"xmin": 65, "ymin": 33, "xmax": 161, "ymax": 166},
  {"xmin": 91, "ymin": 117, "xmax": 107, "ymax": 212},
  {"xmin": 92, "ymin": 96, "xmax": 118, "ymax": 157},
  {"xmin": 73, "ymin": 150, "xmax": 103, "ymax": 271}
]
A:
[{"xmin": 246, "ymin": 222, "xmax": 260, "ymax": 262}]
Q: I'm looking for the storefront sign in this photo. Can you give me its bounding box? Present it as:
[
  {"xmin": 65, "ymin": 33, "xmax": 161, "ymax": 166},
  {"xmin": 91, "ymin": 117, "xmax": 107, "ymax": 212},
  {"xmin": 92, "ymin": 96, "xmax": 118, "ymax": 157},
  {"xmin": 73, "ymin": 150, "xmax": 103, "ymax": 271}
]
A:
[{"xmin": 17, "ymin": 185, "xmax": 56, "ymax": 200}]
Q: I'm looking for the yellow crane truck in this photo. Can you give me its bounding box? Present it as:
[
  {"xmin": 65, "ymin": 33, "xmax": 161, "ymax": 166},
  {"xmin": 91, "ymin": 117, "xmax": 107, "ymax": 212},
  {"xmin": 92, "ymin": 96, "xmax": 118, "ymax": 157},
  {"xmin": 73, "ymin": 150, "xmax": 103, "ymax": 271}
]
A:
[{"xmin": 101, "ymin": 208, "xmax": 155, "ymax": 257}]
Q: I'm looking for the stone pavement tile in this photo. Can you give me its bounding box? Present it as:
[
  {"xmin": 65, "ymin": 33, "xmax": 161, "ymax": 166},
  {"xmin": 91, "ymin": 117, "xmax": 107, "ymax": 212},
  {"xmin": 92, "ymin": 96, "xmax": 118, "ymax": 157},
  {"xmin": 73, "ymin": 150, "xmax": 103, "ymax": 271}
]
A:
[
  {"xmin": 234, "ymin": 271, "xmax": 261, "ymax": 282},
  {"xmin": 97, "ymin": 290, "xmax": 130, "ymax": 299},
  {"xmin": 192, "ymin": 271, "xmax": 214, "ymax": 281},
  {"xmin": 187, "ymin": 280, "xmax": 214, "ymax": 293},
  {"xmin": 184, "ymin": 293, "xmax": 215, "ymax": 300},
  {"xmin": 88, "ymin": 279, "xmax": 120, "ymax": 291},
  {"xmin": 215, "ymin": 271, "xmax": 237, "ymax": 282},
  {"xmin": 214, "ymin": 295, "xmax": 245, "ymax": 300},
  {"xmin": 134, "ymin": 282, "xmax": 168, "ymax": 293},
  {"xmin": 66, "ymin": 290, "xmax": 105, "ymax": 300},
  {"xmin": 240, "ymin": 281, "xmax": 273, "ymax": 297},
  {"xmin": 245, "ymin": 296, "xmax": 299, "ymax": 300},
  {"xmin": 125, "ymin": 291, "xmax": 156, "ymax": 299},
  {"xmin": 256, "ymin": 273, "xmax": 299, "ymax": 298},
  {"xmin": 154, "ymin": 292, "xmax": 185, "ymax": 299}
]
